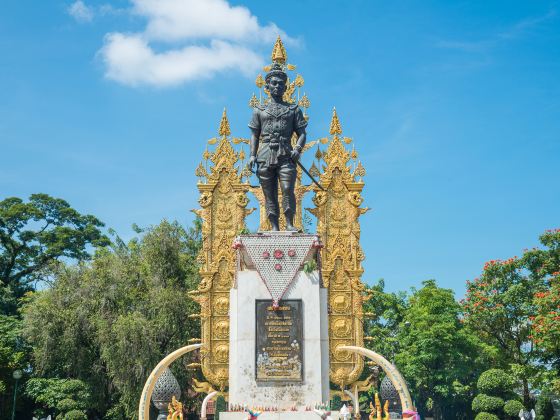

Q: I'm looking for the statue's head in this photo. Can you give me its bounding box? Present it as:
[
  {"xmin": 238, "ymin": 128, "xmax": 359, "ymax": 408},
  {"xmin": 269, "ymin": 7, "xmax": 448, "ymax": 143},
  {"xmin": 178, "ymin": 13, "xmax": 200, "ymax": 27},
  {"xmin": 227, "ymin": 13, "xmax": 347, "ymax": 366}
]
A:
[{"xmin": 265, "ymin": 63, "xmax": 287, "ymax": 99}]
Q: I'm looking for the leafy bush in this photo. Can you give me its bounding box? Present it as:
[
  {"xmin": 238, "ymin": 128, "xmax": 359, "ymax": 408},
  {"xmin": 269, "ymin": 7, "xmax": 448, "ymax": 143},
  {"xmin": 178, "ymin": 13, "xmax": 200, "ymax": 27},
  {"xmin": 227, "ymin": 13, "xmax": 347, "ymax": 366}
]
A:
[
  {"xmin": 475, "ymin": 413, "xmax": 500, "ymax": 420},
  {"xmin": 474, "ymin": 412, "xmax": 500, "ymax": 420},
  {"xmin": 62, "ymin": 409, "xmax": 88, "ymax": 420},
  {"xmin": 57, "ymin": 398, "xmax": 79, "ymax": 412},
  {"xmin": 477, "ymin": 369, "xmax": 514, "ymax": 395},
  {"xmin": 536, "ymin": 395, "xmax": 555, "ymax": 420},
  {"xmin": 215, "ymin": 395, "xmax": 227, "ymax": 420},
  {"xmin": 25, "ymin": 378, "xmax": 90, "ymax": 417},
  {"xmin": 472, "ymin": 394, "xmax": 504, "ymax": 413},
  {"xmin": 504, "ymin": 400, "xmax": 524, "ymax": 417}
]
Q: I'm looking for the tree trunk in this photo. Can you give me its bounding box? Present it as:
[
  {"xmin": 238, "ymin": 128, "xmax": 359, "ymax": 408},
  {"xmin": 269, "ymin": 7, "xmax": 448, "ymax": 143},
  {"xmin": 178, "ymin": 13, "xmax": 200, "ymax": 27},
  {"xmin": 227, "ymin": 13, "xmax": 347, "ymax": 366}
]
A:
[{"xmin": 523, "ymin": 377, "xmax": 530, "ymax": 407}]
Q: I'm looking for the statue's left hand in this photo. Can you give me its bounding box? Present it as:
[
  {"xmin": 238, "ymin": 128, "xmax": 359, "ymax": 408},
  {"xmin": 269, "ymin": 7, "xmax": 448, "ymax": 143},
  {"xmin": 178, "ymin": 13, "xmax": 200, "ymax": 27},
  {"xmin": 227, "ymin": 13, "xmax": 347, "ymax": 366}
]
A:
[{"xmin": 290, "ymin": 150, "xmax": 300, "ymax": 162}]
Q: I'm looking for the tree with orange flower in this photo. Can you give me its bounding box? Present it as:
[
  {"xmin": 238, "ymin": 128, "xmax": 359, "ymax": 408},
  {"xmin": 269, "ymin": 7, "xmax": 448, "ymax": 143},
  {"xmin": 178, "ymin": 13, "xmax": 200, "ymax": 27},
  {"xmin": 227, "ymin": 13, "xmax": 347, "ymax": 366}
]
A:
[{"xmin": 462, "ymin": 229, "xmax": 560, "ymax": 406}]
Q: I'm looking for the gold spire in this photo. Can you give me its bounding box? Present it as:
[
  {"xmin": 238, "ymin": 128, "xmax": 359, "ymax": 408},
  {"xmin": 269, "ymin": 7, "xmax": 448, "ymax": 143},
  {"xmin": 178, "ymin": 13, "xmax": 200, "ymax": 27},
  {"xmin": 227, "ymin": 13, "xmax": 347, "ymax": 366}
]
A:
[
  {"xmin": 218, "ymin": 108, "xmax": 231, "ymax": 137},
  {"xmin": 271, "ymin": 35, "xmax": 287, "ymax": 63},
  {"xmin": 329, "ymin": 107, "xmax": 342, "ymax": 135}
]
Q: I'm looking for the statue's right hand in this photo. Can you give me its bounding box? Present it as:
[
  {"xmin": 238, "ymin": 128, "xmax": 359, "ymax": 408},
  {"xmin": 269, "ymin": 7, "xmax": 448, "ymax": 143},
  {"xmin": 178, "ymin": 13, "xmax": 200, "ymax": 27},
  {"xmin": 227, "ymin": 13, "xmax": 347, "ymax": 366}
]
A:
[{"xmin": 248, "ymin": 156, "xmax": 257, "ymax": 171}]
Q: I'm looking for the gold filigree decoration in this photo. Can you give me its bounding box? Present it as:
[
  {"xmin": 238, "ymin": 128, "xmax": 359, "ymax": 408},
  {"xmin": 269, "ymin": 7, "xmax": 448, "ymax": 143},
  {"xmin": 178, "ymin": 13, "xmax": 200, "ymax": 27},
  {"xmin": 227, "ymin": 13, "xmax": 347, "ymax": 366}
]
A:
[
  {"xmin": 329, "ymin": 108, "xmax": 343, "ymax": 135},
  {"xmin": 249, "ymin": 93, "xmax": 259, "ymax": 108},
  {"xmin": 271, "ymin": 35, "xmax": 287, "ymax": 63},
  {"xmin": 299, "ymin": 93, "xmax": 310, "ymax": 108},
  {"xmin": 249, "ymin": 36, "xmax": 310, "ymax": 120},
  {"xmin": 308, "ymin": 109, "xmax": 369, "ymax": 389},
  {"xmin": 167, "ymin": 396, "xmax": 183, "ymax": 420},
  {"xmin": 218, "ymin": 108, "xmax": 231, "ymax": 137},
  {"xmin": 192, "ymin": 110, "xmax": 253, "ymax": 390}
]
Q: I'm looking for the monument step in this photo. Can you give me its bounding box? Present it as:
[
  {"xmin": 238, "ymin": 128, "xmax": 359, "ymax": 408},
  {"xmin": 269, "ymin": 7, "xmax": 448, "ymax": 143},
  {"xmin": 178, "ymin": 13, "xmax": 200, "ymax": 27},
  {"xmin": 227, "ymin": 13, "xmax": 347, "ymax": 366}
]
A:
[{"xmin": 220, "ymin": 411, "xmax": 342, "ymax": 420}]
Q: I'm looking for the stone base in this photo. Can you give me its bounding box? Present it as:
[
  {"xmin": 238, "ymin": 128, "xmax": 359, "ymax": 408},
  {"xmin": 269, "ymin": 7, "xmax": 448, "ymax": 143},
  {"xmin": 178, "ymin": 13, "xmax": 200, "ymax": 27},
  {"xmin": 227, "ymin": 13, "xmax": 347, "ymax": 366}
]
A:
[
  {"xmin": 229, "ymin": 233, "xmax": 329, "ymax": 409},
  {"xmin": 220, "ymin": 412, "xmax": 341, "ymax": 420}
]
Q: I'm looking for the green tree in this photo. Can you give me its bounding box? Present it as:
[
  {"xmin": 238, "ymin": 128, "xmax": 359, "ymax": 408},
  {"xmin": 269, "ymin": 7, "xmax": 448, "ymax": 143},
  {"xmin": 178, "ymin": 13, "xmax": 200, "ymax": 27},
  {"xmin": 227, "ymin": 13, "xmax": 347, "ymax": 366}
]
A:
[
  {"xmin": 462, "ymin": 229, "xmax": 559, "ymax": 405},
  {"xmin": 25, "ymin": 377, "xmax": 90, "ymax": 419},
  {"xmin": 0, "ymin": 194, "xmax": 108, "ymax": 419},
  {"xmin": 395, "ymin": 280, "xmax": 488, "ymax": 419},
  {"xmin": 0, "ymin": 194, "xmax": 109, "ymax": 315},
  {"xmin": 23, "ymin": 220, "xmax": 201, "ymax": 419},
  {"xmin": 531, "ymin": 229, "xmax": 560, "ymax": 395},
  {"xmin": 363, "ymin": 279, "xmax": 408, "ymax": 362},
  {"xmin": 504, "ymin": 400, "xmax": 525, "ymax": 419},
  {"xmin": 472, "ymin": 368, "xmax": 521, "ymax": 419},
  {"xmin": 0, "ymin": 314, "xmax": 33, "ymax": 418}
]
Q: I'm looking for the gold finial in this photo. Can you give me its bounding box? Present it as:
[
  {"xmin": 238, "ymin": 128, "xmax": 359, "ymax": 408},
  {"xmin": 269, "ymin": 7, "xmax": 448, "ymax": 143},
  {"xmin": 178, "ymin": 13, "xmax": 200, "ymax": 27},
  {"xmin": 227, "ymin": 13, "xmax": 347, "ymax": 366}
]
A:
[
  {"xmin": 255, "ymin": 74, "xmax": 264, "ymax": 88},
  {"xmin": 299, "ymin": 93, "xmax": 310, "ymax": 108},
  {"xmin": 315, "ymin": 146, "xmax": 323, "ymax": 161},
  {"xmin": 309, "ymin": 162, "xmax": 320, "ymax": 178},
  {"xmin": 218, "ymin": 108, "xmax": 231, "ymax": 137},
  {"xmin": 329, "ymin": 107, "xmax": 342, "ymax": 135},
  {"xmin": 271, "ymin": 35, "xmax": 287, "ymax": 63},
  {"xmin": 354, "ymin": 161, "xmax": 366, "ymax": 180},
  {"xmin": 249, "ymin": 93, "xmax": 259, "ymax": 108},
  {"xmin": 202, "ymin": 146, "xmax": 211, "ymax": 161},
  {"xmin": 294, "ymin": 74, "xmax": 304, "ymax": 87}
]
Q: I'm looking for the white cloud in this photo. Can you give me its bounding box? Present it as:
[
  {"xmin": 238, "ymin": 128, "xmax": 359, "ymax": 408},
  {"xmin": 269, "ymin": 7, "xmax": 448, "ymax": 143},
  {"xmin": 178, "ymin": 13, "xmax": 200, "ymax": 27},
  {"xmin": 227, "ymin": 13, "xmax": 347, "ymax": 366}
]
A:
[
  {"xmin": 132, "ymin": 0, "xmax": 288, "ymax": 43},
  {"xmin": 101, "ymin": 35, "xmax": 263, "ymax": 87},
  {"xmin": 96, "ymin": 0, "xmax": 296, "ymax": 87},
  {"xmin": 68, "ymin": 0, "xmax": 94, "ymax": 23}
]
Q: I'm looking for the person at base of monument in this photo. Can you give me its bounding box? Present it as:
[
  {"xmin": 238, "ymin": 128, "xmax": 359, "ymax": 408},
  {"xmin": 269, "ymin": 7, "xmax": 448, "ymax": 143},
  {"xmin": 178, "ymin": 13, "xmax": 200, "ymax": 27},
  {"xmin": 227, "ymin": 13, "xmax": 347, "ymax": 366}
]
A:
[{"xmin": 248, "ymin": 62, "xmax": 308, "ymax": 232}]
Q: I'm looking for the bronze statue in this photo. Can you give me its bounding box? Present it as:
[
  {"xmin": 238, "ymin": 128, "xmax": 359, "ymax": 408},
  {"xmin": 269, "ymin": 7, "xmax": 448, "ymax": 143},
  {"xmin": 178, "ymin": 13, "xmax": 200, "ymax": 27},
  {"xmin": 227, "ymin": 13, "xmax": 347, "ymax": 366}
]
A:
[{"xmin": 248, "ymin": 62, "xmax": 307, "ymax": 231}]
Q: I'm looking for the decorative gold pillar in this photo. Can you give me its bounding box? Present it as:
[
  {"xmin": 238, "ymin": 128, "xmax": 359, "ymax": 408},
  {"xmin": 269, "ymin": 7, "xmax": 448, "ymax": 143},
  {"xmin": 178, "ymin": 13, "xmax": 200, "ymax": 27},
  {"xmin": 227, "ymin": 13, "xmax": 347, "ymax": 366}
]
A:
[
  {"xmin": 309, "ymin": 109, "xmax": 369, "ymax": 389},
  {"xmin": 191, "ymin": 110, "xmax": 252, "ymax": 390}
]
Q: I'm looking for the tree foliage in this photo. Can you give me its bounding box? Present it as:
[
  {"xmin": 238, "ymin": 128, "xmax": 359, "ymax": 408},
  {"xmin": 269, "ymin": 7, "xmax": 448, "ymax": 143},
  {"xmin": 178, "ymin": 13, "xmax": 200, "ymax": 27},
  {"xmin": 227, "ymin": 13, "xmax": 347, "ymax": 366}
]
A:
[
  {"xmin": 0, "ymin": 194, "xmax": 109, "ymax": 315},
  {"xmin": 25, "ymin": 377, "xmax": 90, "ymax": 418},
  {"xmin": 472, "ymin": 394, "xmax": 505, "ymax": 414},
  {"xmin": 462, "ymin": 229, "xmax": 560, "ymax": 404},
  {"xmin": 476, "ymin": 369, "xmax": 514, "ymax": 396},
  {"xmin": 362, "ymin": 279, "xmax": 407, "ymax": 361},
  {"xmin": 474, "ymin": 413, "xmax": 500, "ymax": 420},
  {"xmin": 472, "ymin": 368, "xmax": 521, "ymax": 419},
  {"xmin": 392, "ymin": 280, "xmax": 487, "ymax": 419},
  {"xmin": 503, "ymin": 400, "xmax": 525, "ymax": 418},
  {"xmin": 23, "ymin": 220, "xmax": 201, "ymax": 419}
]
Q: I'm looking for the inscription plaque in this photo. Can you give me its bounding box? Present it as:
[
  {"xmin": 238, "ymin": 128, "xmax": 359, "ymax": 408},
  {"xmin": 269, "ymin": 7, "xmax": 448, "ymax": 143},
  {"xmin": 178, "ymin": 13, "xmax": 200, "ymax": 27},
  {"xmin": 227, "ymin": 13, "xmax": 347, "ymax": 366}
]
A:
[{"xmin": 255, "ymin": 299, "xmax": 303, "ymax": 382}]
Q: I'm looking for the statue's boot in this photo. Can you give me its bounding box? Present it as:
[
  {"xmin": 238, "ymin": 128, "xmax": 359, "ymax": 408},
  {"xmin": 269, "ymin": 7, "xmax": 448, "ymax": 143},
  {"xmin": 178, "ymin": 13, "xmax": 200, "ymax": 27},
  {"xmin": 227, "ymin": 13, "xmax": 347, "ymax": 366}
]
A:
[
  {"xmin": 285, "ymin": 211, "xmax": 299, "ymax": 232},
  {"xmin": 268, "ymin": 215, "xmax": 280, "ymax": 231}
]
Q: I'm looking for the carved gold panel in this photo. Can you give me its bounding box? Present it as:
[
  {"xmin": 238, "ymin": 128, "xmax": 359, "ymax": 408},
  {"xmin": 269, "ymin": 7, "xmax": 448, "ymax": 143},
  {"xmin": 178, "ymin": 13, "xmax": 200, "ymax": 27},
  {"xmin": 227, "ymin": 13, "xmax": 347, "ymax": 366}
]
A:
[
  {"xmin": 309, "ymin": 109, "xmax": 369, "ymax": 389},
  {"xmin": 192, "ymin": 110, "xmax": 253, "ymax": 390}
]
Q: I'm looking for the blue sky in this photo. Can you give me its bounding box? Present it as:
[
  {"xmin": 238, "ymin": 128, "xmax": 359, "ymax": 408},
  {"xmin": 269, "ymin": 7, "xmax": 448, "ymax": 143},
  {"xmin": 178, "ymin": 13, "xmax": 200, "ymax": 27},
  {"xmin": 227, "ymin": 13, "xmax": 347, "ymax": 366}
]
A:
[{"xmin": 1, "ymin": 0, "xmax": 559, "ymax": 296}]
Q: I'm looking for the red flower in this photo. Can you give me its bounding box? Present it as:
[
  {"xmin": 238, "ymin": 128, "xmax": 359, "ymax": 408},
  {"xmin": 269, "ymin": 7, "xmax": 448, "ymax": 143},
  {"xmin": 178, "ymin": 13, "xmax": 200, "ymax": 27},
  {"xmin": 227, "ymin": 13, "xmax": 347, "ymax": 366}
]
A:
[
  {"xmin": 273, "ymin": 249, "xmax": 284, "ymax": 259},
  {"xmin": 288, "ymin": 249, "xmax": 296, "ymax": 257},
  {"xmin": 262, "ymin": 251, "xmax": 270, "ymax": 259},
  {"xmin": 274, "ymin": 263, "xmax": 282, "ymax": 271}
]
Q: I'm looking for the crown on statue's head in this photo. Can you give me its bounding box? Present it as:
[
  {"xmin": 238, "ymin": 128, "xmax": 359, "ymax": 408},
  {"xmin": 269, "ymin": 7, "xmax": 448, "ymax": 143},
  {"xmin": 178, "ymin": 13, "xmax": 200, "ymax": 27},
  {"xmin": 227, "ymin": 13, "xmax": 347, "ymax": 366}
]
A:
[{"xmin": 263, "ymin": 36, "xmax": 296, "ymax": 75}]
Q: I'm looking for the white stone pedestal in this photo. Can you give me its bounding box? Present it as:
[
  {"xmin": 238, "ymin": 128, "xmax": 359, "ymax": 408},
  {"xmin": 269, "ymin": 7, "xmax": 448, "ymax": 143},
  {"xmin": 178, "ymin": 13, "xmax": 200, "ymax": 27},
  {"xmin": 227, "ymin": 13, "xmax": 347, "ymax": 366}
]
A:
[
  {"xmin": 228, "ymin": 233, "xmax": 330, "ymax": 409},
  {"xmin": 220, "ymin": 411, "xmax": 341, "ymax": 420}
]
